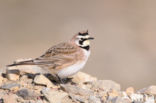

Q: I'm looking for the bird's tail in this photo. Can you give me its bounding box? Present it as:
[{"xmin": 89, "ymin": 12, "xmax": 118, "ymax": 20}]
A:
[{"xmin": 7, "ymin": 60, "xmax": 35, "ymax": 67}]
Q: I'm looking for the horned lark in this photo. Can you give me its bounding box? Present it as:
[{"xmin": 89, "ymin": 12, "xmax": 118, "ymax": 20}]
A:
[{"xmin": 8, "ymin": 31, "xmax": 94, "ymax": 81}]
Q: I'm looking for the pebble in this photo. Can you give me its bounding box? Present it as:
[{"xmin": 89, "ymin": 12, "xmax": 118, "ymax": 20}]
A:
[
  {"xmin": 7, "ymin": 73, "xmax": 20, "ymax": 81},
  {"xmin": 0, "ymin": 82, "xmax": 20, "ymax": 91},
  {"xmin": 0, "ymin": 63, "xmax": 156, "ymax": 103},
  {"xmin": 16, "ymin": 88, "xmax": 39, "ymax": 100},
  {"xmin": 19, "ymin": 75, "xmax": 33, "ymax": 88},
  {"xmin": 0, "ymin": 74, "xmax": 3, "ymax": 85},
  {"xmin": 126, "ymin": 87, "xmax": 134, "ymax": 96},
  {"xmin": 88, "ymin": 95, "xmax": 101, "ymax": 103},
  {"xmin": 0, "ymin": 98, "xmax": 4, "ymax": 103},
  {"xmin": 141, "ymin": 85, "xmax": 156, "ymax": 95},
  {"xmin": 69, "ymin": 93, "xmax": 87, "ymax": 103},
  {"xmin": 61, "ymin": 84, "xmax": 93, "ymax": 96},
  {"xmin": 2, "ymin": 94, "xmax": 18, "ymax": 103},
  {"xmin": 71, "ymin": 72, "xmax": 97, "ymax": 84},
  {"xmin": 41, "ymin": 88, "xmax": 68, "ymax": 103},
  {"xmin": 34, "ymin": 74, "xmax": 55, "ymax": 88},
  {"xmin": 61, "ymin": 96, "xmax": 75, "ymax": 103},
  {"xmin": 91, "ymin": 80, "xmax": 120, "ymax": 91},
  {"xmin": 113, "ymin": 97, "xmax": 131, "ymax": 103},
  {"xmin": 108, "ymin": 89, "xmax": 119, "ymax": 99}
]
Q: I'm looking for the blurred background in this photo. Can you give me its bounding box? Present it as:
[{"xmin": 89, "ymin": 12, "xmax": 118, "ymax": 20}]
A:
[{"xmin": 0, "ymin": 0, "xmax": 156, "ymax": 89}]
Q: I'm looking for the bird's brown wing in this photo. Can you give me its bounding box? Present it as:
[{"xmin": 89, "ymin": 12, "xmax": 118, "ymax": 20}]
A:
[
  {"xmin": 8, "ymin": 42, "xmax": 79, "ymax": 70},
  {"xmin": 39, "ymin": 42, "xmax": 78, "ymax": 58},
  {"xmin": 33, "ymin": 42, "xmax": 80, "ymax": 70}
]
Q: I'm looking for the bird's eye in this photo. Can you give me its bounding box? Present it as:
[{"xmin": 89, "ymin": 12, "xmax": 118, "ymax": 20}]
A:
[{"xmin": 79, "ymin": 39, "xmax": 83, "ymax": 45}]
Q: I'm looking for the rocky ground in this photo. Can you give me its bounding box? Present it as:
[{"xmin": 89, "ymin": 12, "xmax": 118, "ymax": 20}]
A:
[{"xmin": 0, "ymin": 61, "xmax": 156, "ymax": 103}]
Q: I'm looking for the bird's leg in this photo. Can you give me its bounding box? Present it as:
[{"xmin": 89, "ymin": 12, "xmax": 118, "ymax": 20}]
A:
[{"xmin": 55, "ymin": 75, "xmax": 68, "ymax": 84}]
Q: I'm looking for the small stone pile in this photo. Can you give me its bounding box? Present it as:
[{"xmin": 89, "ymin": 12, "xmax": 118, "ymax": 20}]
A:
[{"xmin": 0, "ymin": 63, "xmax": 156, "ymax": 103}]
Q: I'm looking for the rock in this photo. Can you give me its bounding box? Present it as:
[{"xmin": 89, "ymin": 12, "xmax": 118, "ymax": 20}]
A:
[
  {"xmin": 126, "ymin": 87, "xmax": 134, "ymax": 96},
  {"xmin": 108, "ymin": 89, "xmax": 119, "ymax": 99},
  {"xmin": 112, "ymin": 97, "xmax": 131, "ymax": 103},
  {"xmin": 69, "ymin": 93, "xmax": 87, "ymax": 103},
  {"xmin": 0, "ymin": 74, "xmax": 4, "ymax": 85},
  {"xmin": 143, "ymin": 95, "xmax": 155, "ymax": 103},
  {"xmin": 16, "ymin": 97, "xmax": 25, "ymax": 103},
  {"xmin": 100, "ymin": 91, "xmax": 108, "ymax": 102},
  {"xmin": 16, "ymin": 88, "xmax": 39, "ymax": 100},
  {"xmin": 2, "ymin": 94, "xmax": 18, "ymax": 103},
  {"xmin": 62, "ymin": 96, "xmax": 75, "ymax": 103},
  {"xmin": 88, "ymin": 95, "xmax": 101, "ymax": 103},
  {"xmin": 71, "ymin": 72, "xmax": 97, "ymax": 84},
  {"xmin": 7, "ymin": 73, "xmax": 20, "ymax": 81},
  {"xmin": 1, "ymin": 61, "xmax": 156, "ymax": 103},
  {"xmin": 138, "ymin": 85, "xmax": 156, "ymax": 95},
  {"xmin": 61, "ymin": 84, "xmax": 93, "ymax": 96},
  {"xmin": 91, "ymin": 80, "xmax": 120, "ymax": 91},
  {"xmin": 0, "ymin": 82, "xmax": 20, "ymax": 91},
  {"xmin": 19, "ymin": 75, "xmax": 33, "ymax": 87},
  {"xmin": 36, "ymin": 100, "xmax": 45, "ymax": 103},
  {"xmin": 41, "ymin": 88, "xmax": 68, "ymax": 103},
  {"xmin": 34, "ymin": 74, "xmax": 55, "ymax": 88},
  {"xmin": 0, "ymin": 98, "xmax": 4, "ymax": 103}
]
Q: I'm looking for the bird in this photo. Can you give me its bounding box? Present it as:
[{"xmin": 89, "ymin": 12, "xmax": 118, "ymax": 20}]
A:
[{"xmin": 7, "ymin": 31, "xmax": 94, "ymax": 82}]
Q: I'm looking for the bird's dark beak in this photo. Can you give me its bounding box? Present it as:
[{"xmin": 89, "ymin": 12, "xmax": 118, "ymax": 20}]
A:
[{"xmin": 88, "ymin": 37, "xmax": 94, "ymax": 40}]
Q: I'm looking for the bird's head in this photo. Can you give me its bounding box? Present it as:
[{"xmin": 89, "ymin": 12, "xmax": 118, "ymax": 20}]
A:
[{"xmin": 71, "ymin": 31, "xmax": 94, "ymax": 51}]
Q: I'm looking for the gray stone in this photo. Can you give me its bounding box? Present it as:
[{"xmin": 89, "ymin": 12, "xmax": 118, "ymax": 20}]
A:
[
  {"xmin": 0, "ymin": 98, "xmax": 4, "ymax": 103},
  {"xmin": 0, "ymin": 82, "xmax": 20, "ymax": 90},
  {"xmin": 16, "ymin": 88, "xmax": 39, "ymax": 100}
]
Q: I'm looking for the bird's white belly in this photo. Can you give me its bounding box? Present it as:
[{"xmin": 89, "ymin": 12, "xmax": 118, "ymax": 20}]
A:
[
  {"xmin": 58, "ymin": 50, "xmax": 90, "ymax": 78},
  {"xmin": 57, "ymin": 61, "xmax": 86, "ymax": 78}
]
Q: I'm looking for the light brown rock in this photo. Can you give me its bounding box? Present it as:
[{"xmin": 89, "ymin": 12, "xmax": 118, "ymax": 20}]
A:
[
  {"xmin": 62, "ymin": 96, "xmax": 76, "ymax": 103},
  {"xmin": 146, "ymin": 85, "xmax": 156, "ymax": 95},
  {"xmin": 19, "ymin": 75, "xmax": 33, "ymax": 88},
  {"xmin": 34, "ymin": 74, "xmax": 55, "ymax": 88},
  {"xmin": 71, "ymin": 72, "xmax": 97, "ymax": 84},
  {"xmin": 91, "ymin": 80, "xmax": 120, "ymax": 91},
  {"xmin": 7, "ymin": 73, "xmax": 20, "ymax": 81},
  {"xmin": 3, "ymin": 94, "xmax": 18, "ymax": 103},
  {"xmin": 0, "ymin": 74, "xmax": 4, "ymax": 85},
  {"xmin": 41, "ymin": 88, "xmax": 68, "ymax": 103},
  {"xmin": 69, "ymin": 93, "xmax": 87, "ymax": 103},
  {"xmin": 138, "ymin": 85, "xmax": 156, "ymax": 95},
  {"xmin": 108, "ymin": 89, "xmax": 119, "ymax": 98},
  {"xmin": 126, "ymin": 87, "xmax": 134, "ymax": 96},
  {"xmin": 61, "ymin": 84, "xmax": 93, "ymax": 96}
]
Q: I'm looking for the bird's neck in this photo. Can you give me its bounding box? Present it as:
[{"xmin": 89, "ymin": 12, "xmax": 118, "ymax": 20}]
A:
[{"xmin": 79, "ymin": 45, "xmax": 90, "ymax": 51}]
